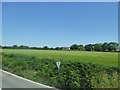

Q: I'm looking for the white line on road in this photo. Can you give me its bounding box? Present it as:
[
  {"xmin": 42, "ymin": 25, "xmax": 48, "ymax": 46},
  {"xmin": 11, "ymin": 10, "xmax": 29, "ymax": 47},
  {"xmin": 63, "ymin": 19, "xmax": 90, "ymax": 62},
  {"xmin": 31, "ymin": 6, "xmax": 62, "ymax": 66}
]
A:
[{"xmin": 0, "ymin": 69, "xmax": 56, "ymax": 89}]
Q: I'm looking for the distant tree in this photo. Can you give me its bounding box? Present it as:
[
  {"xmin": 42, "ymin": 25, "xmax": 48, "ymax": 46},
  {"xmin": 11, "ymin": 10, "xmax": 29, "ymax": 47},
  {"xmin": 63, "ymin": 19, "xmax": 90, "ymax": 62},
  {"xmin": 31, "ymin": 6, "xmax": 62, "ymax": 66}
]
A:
[
  {"xmin": 13, "ymin": 45, "xmax": 18, "ymax": 49},
  {"xmin": 30, "ymin": 47, "xmax": 38, "ymax": 49},
  {"xmin": 19, "ymin": 45, "xmax": 29, "ymax": 49},
  {"xmin": 108, "ymin": 42, "xmax": 119, "ymax": 52},
  {"xmin": 84, "ymin": 44, "xmax": 93, "ymax": 51},
  {"xmin": 24, "ymin": 46, "xmax": 29, "ymax": 49},
  {"xmin": 50, "ymin": 47, "xmax": 54, "ymax": 50},
  {"xmin": 78, "ymin": 45, "xmax": 84, "ymax": 51},
  {"xmin": 102, "ymin": 42, "xmax": 108, "ymax": 51},
  {"xmin": 43, "ymin": 46, "xmax": 48, "ymax": 50},
  {"xmin": 94, "ymin": 43, "xmax": 102, "ymax": 51},
  {"xmin": 20, "ymin": 45, "xmax": 24, "ymax": 49},
  {"xmin": 55, "ymin": 47, "xmax": 61, "ymax": 50},
  {"xmin": 0, "ymin": 45, "xmax": 2, "ymax": 48},
  {"xmin": 2, "ymin": 46, "xmax": 7, "ymax": 49},
  {"xmin": 70, "ymin": 44, "xmax": 78, "ymax": 50}
]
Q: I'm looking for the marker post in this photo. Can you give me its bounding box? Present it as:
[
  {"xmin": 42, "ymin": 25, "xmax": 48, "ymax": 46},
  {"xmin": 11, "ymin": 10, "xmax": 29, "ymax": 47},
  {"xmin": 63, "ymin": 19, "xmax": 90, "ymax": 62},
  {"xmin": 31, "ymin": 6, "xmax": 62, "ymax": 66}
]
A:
[{"xmin": 56, "ymin": 61, "xmax": 61, "ymax": 73}]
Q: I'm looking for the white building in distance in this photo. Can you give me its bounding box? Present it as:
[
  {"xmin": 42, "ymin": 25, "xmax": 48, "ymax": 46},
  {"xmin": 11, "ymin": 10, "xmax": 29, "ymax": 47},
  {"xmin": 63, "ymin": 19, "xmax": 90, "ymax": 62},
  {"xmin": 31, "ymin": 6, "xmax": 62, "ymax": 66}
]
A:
[{"xmin": 62, "ymin": 47, "xmax": 70, "ymax": 51}]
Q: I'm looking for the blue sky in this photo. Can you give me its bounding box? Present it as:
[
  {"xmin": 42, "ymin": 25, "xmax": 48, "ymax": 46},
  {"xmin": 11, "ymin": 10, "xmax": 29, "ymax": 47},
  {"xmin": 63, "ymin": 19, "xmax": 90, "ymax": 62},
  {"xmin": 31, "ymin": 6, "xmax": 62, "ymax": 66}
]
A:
[{"xmin": 2, "ymin": 2, "xmax": 118, "ymax": 47}]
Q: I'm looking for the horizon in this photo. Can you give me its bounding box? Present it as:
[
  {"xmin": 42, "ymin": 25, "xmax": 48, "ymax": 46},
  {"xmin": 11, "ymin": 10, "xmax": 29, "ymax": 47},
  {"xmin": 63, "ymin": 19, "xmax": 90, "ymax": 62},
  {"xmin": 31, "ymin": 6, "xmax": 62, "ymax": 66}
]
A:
[
  {"xmin": 2, "ymin": 2, "xmax": 118, "ymax": 47},
  {"xmin": 1, "ymin": 41, "xmax": 118, "ymax": 48}
]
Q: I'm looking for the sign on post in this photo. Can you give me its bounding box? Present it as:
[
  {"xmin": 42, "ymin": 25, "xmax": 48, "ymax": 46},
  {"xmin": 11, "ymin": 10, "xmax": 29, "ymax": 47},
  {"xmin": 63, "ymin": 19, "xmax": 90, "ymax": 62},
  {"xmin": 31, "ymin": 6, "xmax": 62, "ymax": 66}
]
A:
[{"xmin": 56, "ymin": 61, "xmax": 61, "ymax": 73}]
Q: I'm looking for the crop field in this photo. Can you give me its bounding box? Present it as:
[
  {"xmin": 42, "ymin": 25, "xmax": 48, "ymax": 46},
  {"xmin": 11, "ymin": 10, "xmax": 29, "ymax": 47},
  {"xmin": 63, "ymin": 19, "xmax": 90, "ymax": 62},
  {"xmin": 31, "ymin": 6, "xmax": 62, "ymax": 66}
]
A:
[
  {"xmin": 2, "ymin": 49, "xmax": 119, "ymax": 89},
  {"xmin": 2, "ymin": 49, "xmax": 118, "ymax": 66}
]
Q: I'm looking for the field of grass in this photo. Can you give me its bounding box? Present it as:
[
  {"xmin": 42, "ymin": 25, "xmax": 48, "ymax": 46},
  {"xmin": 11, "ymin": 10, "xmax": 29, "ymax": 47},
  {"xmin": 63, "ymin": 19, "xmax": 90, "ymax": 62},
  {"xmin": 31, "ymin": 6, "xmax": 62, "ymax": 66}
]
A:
[
  {"xmin": 3, "ymin": 49, "xmax": 118, "ymax": 66},
  {"xmin": 2, "ymin": 49, "xmax": 119, "ymax": 89}
]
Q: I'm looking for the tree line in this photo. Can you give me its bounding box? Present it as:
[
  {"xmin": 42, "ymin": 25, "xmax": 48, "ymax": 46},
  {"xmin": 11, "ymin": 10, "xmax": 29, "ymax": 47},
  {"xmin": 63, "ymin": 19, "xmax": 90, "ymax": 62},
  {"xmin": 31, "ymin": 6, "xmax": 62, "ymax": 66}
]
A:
[
  {"xmin": 70, "ymin": 42, "xmax": 119, "ymax": 52},
  {"xmin": 1, "ymin": 42, "xmax": 119, "ymax": 52}
]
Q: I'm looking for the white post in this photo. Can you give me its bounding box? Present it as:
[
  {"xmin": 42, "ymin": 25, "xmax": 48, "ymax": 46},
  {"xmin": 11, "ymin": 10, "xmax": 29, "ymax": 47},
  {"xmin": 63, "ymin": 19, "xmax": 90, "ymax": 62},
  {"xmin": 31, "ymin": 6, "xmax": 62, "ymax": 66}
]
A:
[{"xmin": 56, "ymin": 61, "xmax": 61, "ymax": 73}]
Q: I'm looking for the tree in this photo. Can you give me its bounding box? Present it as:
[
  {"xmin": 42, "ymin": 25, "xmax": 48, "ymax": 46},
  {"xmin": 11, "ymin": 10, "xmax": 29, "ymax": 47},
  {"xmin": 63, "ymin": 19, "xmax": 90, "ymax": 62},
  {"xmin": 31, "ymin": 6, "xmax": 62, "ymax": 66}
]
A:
[
  {"xmin": 70, "ymin": 44, "xmax": 78, "ymax": 50},
  {"xmin": 20, "ymin": 45, "xmax": 24, "ymax": 49},
  {"xmin": 94, "ymin": 43, "xmax": 102, "ymax": 51},
  {"xmin": 78, "ymin": 45, "xmax": 84, "ymax": 51},
  {"xmin": 102, "ymin": 42, "xmax": 108, "ymax": 51},
  {"xmin": 49, "ymin": 47, "xmax": 54, "ymax": 50},
  {"xmin": 30, "ymin": 47, "xmax": 39, "ymax": 49},
  {"xmin": 19, "ymin": 45, "xmax": 29, "ymax": 49},
  {"xmin": 43, "ymin": 46, "xmax": 48, "ymax": 50},
  {"xmin": 13, "ymin": 45, "xmax": 18, "ymax": 49},
  {"xmin": 84, "ymin": 44, "xmax": 93, "ymax": 51},
  {"xmin": 108, "ymin": 42, "xmax": 119, "ymax": 52},
  {"xmin": 55, "ymin": 47, "xmax": 61, "ymax": 50}
]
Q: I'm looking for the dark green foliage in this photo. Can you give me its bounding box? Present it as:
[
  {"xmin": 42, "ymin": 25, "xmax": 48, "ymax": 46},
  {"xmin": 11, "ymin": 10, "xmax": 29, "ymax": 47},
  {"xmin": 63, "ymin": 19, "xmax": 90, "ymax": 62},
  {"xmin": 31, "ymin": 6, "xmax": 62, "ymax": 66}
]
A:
[
  {"xmin": 43, "ymin": 46, "xmax": 49, "ymax": 50},
  {"xmin": 70, "ymin": 44, "xmax": 78, "ymax": 50},
  {"xmin": 1, "ymin": 42, "xmax": 119, "ymax": 52},
  {"xmin": 84, "ymin": 44, "xmax": 94, "ymax": 51},
  {"xmin": 94, "ymin": 44, "xmax": 102, "ymax": 51},
  {"xmin": 108, "ymin": 42, "xmax": 119, "ymax": 52},
  {"xmin": 102, "ymin": 42, "xmax": 109, "ymax": 51},
  {"xmin": 2, "ymin": 53, "xmax": 119, "ymax": 89},
  {"xmin": 55, "ymin": 47, "xmax": 62, "ymax": 50},
  {"xmin": 78, "ymin": 45, "xmax": 84, "ymax": 51}
]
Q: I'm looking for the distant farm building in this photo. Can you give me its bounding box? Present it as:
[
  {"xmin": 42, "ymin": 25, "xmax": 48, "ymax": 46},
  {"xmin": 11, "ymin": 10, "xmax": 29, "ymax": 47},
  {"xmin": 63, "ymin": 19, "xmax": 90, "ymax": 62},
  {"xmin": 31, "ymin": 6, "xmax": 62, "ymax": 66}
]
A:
[{"xmin": 62, "ymin": 47, "xmax": 70, "ymax": 50}]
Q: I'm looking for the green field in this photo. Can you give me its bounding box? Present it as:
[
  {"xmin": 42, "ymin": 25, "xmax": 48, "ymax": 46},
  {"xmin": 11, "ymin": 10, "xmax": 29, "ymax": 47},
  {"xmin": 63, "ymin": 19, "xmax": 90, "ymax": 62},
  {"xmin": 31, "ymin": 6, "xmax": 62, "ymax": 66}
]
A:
[
  {"xmin": 3, "ymin": 49, "xmax": 118, "ymax": 66},
  {"xmin": 2, "ymin": 49, "xmax": 119, "ymax": 88}
]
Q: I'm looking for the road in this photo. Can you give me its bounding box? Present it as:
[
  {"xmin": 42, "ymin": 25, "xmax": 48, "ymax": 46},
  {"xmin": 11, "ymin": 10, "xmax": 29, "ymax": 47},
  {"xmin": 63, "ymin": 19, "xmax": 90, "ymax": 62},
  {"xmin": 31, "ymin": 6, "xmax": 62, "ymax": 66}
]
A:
[{"xmin": 0, "ymin": 70, "xmax": 56, "ymax": 89}]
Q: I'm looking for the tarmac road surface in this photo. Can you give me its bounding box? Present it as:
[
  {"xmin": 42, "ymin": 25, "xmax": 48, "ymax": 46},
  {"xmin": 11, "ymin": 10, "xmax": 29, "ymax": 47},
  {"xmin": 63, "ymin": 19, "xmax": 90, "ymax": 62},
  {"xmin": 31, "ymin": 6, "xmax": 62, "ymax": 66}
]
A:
[{"xmin": 0, "ymin": 70, "xmax": 56, "ymax": 89}]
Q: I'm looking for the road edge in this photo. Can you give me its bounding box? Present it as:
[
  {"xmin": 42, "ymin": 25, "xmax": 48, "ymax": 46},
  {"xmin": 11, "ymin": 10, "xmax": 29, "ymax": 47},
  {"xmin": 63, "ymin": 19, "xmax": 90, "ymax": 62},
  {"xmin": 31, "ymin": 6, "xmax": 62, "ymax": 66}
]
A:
[{"xmin": 0, "ymin": 69, "xmax": 57, "ymax": 89}]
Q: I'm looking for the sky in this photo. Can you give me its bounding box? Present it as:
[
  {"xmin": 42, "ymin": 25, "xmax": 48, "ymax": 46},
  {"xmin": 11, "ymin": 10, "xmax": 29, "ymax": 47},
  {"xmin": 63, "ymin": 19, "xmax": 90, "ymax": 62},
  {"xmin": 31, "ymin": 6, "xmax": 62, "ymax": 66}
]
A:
[{"xmin": 2, "ymin": 2, "xmax": 118, "ymax": 47}]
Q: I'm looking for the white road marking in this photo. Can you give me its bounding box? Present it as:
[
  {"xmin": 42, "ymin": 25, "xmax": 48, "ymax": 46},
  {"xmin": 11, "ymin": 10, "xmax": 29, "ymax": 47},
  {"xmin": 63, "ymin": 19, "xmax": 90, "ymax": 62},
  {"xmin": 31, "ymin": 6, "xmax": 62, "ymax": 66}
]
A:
[{"xmin": 0, "ymin": 69, "xmax": 56, "ymax": 89}]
